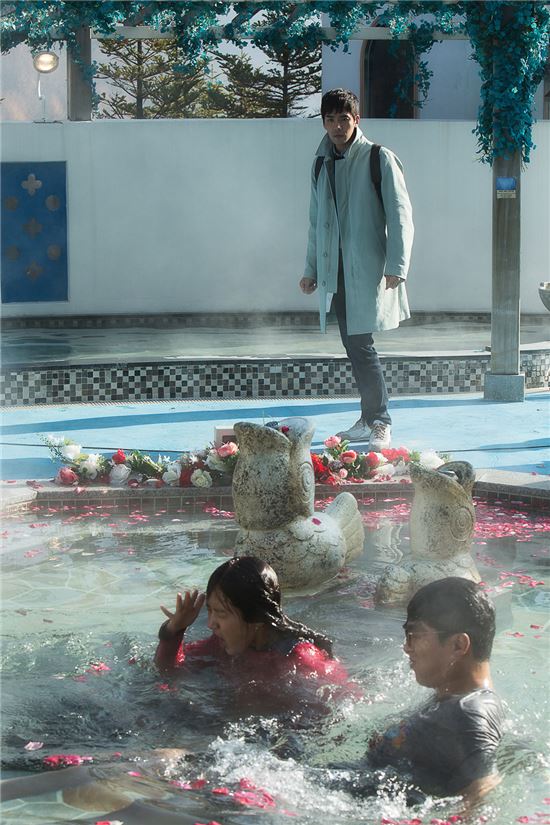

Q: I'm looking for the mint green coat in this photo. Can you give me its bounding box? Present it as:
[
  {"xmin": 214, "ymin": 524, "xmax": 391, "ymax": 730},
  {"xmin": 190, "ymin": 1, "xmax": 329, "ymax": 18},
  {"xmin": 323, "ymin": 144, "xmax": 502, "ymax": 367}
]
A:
[{"xmin": 304, "ymin": 127, "xmax": 414, "ymax": 334}]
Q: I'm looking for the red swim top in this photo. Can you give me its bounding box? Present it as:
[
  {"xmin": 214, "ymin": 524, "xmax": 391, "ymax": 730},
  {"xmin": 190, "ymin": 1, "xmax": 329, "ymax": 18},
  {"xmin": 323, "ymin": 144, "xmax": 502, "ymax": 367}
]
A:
[{"xmin": 154, "ymin": 625, "xmax": 357, "ymax": 696}]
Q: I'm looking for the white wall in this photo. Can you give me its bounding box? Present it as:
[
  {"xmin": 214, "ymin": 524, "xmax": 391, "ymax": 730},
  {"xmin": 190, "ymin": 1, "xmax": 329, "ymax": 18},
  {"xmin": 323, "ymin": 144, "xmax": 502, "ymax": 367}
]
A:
[{"xmin": 1, "ymin": 118, "xmax": 549, "ymax": 316}]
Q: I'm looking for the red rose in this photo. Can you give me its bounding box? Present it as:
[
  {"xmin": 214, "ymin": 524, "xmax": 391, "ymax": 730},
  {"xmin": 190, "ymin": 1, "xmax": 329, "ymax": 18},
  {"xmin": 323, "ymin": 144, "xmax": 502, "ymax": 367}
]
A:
[
  {"xmin": 365, "ymin": 452, "xmax": 380, "ymax": 468},
  {"xmin": 340, "ymin": 450, "xmax": 358, "ymax": 465},
  {"xmin": 179, "ymin": 467, "xmax": 194, "ymax": 487},
  {"xmin": 311, "ymin": 453, "xmax": 336, "ymax": 484},
  {"xmin": 56, "ymin": 467, "xmax": 78, "ymax": 485},
  {"xmin": 112, "ymin": 449, "xmax": 126, "ymax": 465}
]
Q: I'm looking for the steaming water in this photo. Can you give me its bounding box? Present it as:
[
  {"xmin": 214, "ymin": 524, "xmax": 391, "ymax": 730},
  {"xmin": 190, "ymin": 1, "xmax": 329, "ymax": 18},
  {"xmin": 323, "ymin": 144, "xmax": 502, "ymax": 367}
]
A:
[{"xmin": 1, "ymin": 498, "xmax": 548, "ymax": 824}]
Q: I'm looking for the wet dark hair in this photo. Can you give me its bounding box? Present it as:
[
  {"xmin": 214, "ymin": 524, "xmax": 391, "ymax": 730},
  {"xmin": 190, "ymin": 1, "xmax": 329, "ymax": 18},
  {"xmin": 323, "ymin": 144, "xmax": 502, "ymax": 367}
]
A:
[
  {"xmin": 406, "ymin": 577, "xmax": 496, "ymax": 661},
  {"xmin": 206, "ymin": 556, "xmax": 333, "ymax": 657},
  {"xmin": 321, "ymin": 88, "xmax": 360, "ymax": 120}
]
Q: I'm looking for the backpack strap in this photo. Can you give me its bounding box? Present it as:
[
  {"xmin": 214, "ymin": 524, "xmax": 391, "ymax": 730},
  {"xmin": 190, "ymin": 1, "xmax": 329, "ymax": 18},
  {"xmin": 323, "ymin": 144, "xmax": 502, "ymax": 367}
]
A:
[
  {"xmin": 370, "ymin": 143, "xmax": 384, "ymax": 210},
  {"xmin": 314, "ymin": 155, "xmax": 324, "ymax": 183}
]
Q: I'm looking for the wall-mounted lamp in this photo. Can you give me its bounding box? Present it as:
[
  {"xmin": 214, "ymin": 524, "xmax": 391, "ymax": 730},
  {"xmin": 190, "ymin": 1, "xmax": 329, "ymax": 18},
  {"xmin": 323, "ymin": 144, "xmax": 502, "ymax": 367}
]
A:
[
  {"xmin": 32, "ymin": 50, "xmax": 59, "ymax": 121},
  {"xmin": 33, "ymin": 51, "xmax": 59, "ymax": 74}
]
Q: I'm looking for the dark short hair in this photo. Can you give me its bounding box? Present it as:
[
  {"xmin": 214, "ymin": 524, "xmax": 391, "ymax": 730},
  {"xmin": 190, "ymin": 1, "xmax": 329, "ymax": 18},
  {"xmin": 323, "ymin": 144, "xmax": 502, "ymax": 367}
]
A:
[
  {"xmin": 321, "ymin": 88, "xmax": 359, "ymax": 120},
  {"xmin": 406, "ymin": 577, "xmax": 496, "ymax": 661},
  {"xmin": 207, "ymin": 556, "xmax": 333, "ymax": 656}
]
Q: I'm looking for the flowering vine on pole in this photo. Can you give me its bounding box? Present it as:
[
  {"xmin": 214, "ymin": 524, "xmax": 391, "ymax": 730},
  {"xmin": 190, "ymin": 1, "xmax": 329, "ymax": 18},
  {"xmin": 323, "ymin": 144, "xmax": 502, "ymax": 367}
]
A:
[{"xmin": 1, "ymin": 1, "xmax": 549, "ymax": 163}]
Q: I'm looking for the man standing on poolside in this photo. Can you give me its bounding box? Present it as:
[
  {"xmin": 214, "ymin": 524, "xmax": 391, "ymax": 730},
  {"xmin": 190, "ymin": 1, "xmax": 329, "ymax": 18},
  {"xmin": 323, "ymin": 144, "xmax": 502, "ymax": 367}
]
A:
[{"xmin": 300, "ymin": 89, "xmax": 414, "ymax": 450}]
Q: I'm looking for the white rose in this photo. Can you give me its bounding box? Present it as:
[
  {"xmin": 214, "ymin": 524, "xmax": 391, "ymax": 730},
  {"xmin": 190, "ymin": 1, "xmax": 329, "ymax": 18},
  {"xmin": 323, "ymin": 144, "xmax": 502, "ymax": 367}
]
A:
[
  {"xmin": 191, "ymin": 469, "xmax": 213, "ymax": 488},
  {"xmin": 373, "ymin": 451, "xmax": 388, "ymax": 466},
  {"xmin": 419, "ymin": 450, "xmax": 444, "ymax": 470},
  {"xmin": 162, "ymin": 462, "xmax": 181, "ymax": 486},
  {"xmin": 80, "ymin": 453, "xmax": 102, "ymax": 479},
  {"xmin": 206, "ymin": 450, "xmax": 226, "ymax": 473},
  {"xmin": 61, "ymin": 443, "xmax": 82, "ymax": 461},
  {"xmin": 392, "ymin": 458, "xmax": 409, "ymax": 476},
  {"xmin": 109, "ymin": 464, "xmax": 131, "ymax": 486}
]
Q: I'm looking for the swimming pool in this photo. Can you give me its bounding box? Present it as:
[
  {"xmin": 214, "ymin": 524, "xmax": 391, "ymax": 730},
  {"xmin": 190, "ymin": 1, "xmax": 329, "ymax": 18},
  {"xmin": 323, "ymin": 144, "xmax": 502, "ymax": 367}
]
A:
[{"xmin": 1, "ymin": 497, "xmax": 549, "ymax": 824}]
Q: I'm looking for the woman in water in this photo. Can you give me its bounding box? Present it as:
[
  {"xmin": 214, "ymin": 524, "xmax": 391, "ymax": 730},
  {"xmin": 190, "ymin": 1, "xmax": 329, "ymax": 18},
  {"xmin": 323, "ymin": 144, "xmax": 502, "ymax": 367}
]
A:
[
  {"xmin": 1, "ymin": 557, "xmax": 353, "ymax": 823},
  {"xmin": 155, "ymin": 556, "xmax": 351, "ymax": 691}
]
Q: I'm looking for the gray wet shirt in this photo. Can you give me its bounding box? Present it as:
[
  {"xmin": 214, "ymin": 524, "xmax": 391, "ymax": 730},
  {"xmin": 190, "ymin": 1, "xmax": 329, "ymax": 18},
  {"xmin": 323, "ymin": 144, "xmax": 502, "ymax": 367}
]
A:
[{"xmin": 368, "ymin": 688, "xmax": 505, "ymax": 795}]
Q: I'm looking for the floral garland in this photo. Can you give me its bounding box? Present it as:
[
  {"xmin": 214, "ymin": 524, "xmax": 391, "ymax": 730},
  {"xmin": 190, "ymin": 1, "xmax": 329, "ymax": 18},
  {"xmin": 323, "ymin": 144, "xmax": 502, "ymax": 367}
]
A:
[
  {"xmin": 44, "ymin": 428, "xmax": 447, "ymax": 489},
  {"xmin": 44, "ymin": 435, "xmax": 238, "ymax": 489}
]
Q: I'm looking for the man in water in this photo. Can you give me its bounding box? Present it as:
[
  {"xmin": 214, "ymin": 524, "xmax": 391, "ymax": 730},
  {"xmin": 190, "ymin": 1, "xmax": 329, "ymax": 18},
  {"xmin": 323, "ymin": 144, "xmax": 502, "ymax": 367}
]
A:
[
  {"xmin": 368, "ymin": 577, "xmax": 504, "ymax": 805},
  {"xmin": 299, "ymin": 88, "xmax": 414, "ymax": 450}
]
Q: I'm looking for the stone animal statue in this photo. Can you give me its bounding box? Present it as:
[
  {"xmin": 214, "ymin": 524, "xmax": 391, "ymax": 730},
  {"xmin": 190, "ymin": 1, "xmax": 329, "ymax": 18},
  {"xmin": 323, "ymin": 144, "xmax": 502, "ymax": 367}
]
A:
[
  {"xmin": 232, "ymin": 417, "xmax": 364, "ymax": 589},
  {"xmin": 376, "ymin": 461, "xmax": 480, "ymax": 604}
]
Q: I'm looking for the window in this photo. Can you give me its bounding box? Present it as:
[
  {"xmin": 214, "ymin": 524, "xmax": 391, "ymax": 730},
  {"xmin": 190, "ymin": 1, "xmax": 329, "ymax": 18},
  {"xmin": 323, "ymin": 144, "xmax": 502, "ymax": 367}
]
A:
[{"xmin": 363, "ymin": 38, "xmax": 416, "ymax": 118}]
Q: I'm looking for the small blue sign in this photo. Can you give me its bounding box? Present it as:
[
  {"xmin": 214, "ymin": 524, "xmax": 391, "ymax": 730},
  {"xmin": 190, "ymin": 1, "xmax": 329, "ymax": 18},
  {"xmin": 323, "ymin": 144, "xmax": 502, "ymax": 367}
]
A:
[
  {"xmin": 1, "ymin": 161, "xmax": 68, "ymax": 303},
  {"xmin": 495, "ymin": 177, "xmax": 516, "ymax": 191}
]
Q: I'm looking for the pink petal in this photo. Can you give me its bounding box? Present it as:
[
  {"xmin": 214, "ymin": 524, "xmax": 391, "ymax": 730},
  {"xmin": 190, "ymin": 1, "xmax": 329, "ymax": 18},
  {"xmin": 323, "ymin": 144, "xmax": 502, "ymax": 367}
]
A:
[{"xmin": 24, "ymin": 741, "xmax": 43, "ymax": 751}]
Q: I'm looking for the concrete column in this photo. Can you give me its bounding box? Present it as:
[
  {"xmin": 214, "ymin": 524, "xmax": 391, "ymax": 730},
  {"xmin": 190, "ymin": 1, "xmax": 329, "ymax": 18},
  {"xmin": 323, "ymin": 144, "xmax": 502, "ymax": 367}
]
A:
[
  {"xmin": 483, "ymin": 149, "xmax": 525, "ymax": 402},
  {"xmin": 67, "ymin": 26, "xmax": 92, "ymax": 121}
]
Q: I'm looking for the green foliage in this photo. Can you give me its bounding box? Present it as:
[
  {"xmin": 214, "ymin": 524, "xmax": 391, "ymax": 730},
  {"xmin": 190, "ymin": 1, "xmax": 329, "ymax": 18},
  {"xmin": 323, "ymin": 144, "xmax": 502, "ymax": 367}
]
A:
[
  {"xmin": 127, "ymin": 451, "xmax": 164, "ymax": 477},
  {"xmin": 96, "ymin": 39, "xmax": 212, "ymax": 118},
  {"xmin": 206, "ymin": 50, "xmax": 273, "ymax": 117},
  {"xmin": 249, "ymin": 9, "xmax": 321, "ymax": 117},
  {"xmin": 465, "ymin": 1, "xmax": 550, "ymax": 164},
  {"xmin": 2, "ymin": 1, "xmax": 549, "ymax": 161}
]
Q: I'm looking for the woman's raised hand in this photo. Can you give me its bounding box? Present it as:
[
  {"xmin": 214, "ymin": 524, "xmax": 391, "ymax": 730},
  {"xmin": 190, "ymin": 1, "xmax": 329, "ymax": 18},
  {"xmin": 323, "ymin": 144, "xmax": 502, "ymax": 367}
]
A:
[{"xmin": 160, "ymin": 589, "xmax": 206, "ymax": 634}]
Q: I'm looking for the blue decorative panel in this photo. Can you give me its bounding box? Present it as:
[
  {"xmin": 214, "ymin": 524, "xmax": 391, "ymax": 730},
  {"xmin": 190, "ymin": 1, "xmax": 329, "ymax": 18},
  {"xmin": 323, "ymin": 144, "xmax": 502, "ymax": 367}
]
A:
[{"xmin": 1, "ymin": 162, "xmax": 68, "ymax": 303}]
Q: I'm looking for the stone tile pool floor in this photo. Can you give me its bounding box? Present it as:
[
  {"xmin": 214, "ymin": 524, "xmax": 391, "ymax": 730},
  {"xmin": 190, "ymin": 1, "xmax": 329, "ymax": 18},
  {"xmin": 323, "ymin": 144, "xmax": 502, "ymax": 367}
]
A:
[{"xmin": 1, "ymin": 392, "xmax": 548, "ymax": 482}]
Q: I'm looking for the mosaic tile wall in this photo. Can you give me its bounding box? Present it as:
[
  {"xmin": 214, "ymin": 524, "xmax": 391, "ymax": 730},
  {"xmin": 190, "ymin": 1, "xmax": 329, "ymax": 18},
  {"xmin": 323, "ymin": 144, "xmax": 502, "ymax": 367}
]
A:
[{"xmin": 2, "ymin": 351, "xmax": 548, "ymax": 406}]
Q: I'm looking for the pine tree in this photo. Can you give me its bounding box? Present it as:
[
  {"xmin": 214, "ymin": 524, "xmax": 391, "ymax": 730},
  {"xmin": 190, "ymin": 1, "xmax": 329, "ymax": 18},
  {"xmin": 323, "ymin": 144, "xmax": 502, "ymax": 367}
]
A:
[
  {"xmin": 208, "ymin": 15, "xmax": 321, "ymax": 118},
  {"xmin": 96, "ymin": 39, "xmax": 211, "ymax": 119},
  {"xmin": 205, "ymin": 51, "xmax": 272, "ymax": 118},
  {"xmin": 254, "ymin": 10, "xmax": 322, "ymax": 117}
]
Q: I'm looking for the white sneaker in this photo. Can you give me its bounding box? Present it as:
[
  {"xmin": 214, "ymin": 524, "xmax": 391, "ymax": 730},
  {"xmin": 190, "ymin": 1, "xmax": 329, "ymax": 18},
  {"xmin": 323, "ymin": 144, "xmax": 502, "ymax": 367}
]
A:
[
  {"xmin": 368, "ymin": 421, "xmax": 391, "ymax": 451},
  {"xmin": 335, "ymin": 418, "xmax": 371, "ymax": 442}
]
